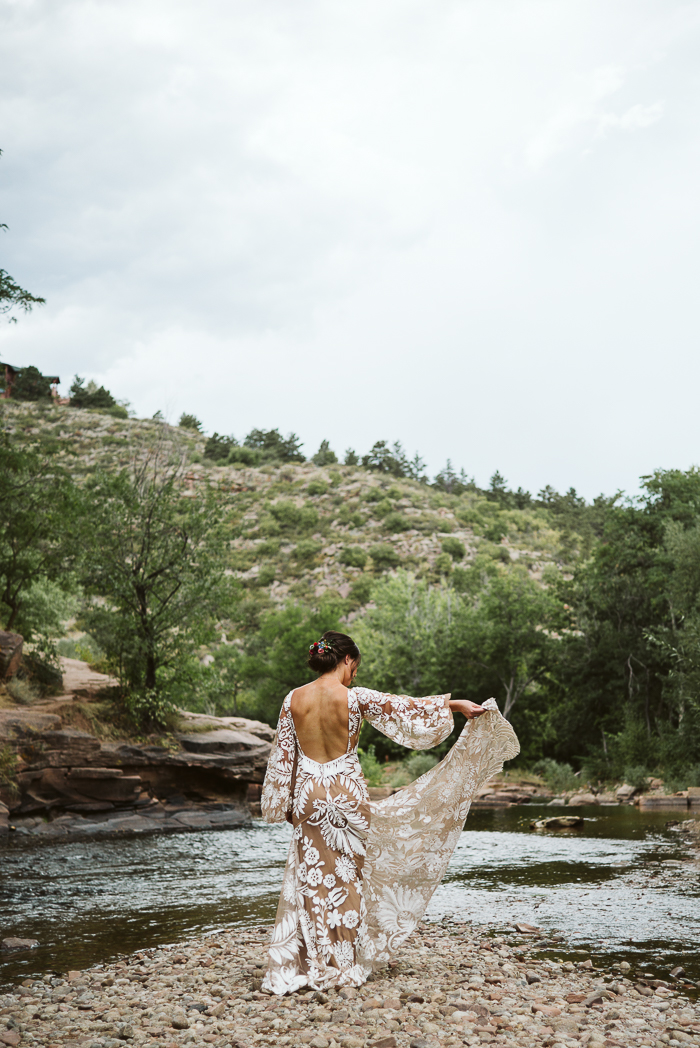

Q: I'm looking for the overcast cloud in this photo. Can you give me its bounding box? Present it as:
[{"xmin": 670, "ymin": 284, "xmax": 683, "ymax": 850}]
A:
[{"xmin": 1, "ymin": 0, "xmax": 699, "ymax": 498}]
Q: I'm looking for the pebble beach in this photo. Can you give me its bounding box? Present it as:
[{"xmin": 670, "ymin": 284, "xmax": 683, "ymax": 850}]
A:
[{"xmin": 2, "ymin": 920, "xmax": 699, "ymax": 1048}]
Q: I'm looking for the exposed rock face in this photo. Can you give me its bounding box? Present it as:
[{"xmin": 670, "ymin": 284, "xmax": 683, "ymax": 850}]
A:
[
  {"xmin": 0, "ymin": 701, "xmax": 271, "ymax": 837},
  {"xmin": 0, "ymin": 631, "xmax": 23, "ymax": 680}
]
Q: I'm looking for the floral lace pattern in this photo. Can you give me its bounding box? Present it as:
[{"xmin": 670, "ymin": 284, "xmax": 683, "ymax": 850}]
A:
[{"xmin": 261, "ymin": 689, "xmax": 519, "ymax": 994}]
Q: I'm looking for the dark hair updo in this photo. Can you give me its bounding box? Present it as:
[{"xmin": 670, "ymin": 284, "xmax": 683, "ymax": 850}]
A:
[{"xmin": 307, "ymin": 630, "xmax": 361, "ymax": 675}]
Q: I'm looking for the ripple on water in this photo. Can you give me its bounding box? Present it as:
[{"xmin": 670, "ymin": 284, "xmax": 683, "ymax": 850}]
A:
[{"xmin": 1, "ymin": 804, "xmax": 698, "ymax": 984}]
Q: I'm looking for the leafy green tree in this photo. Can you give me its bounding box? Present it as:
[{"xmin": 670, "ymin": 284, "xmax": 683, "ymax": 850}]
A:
[
  {"xmin": 69, "ymin": 376, "xmax": 117, "ymax": 409},
  {"xmin": 81, "ymin": 443, "xmax": 235, "ymax": 696},
  {"xmin": 244, "ymin": 428, "xmax": 305, "ymax": 462},
  {"xmin": 361, "ymin": 440, "xmax": 425, "ymax": 481},
  {"xmin": 178, "ymin": 413, "xmax": 202, "ymax": 431},
  {"xmin": 344, "ymin": 448, "xmax": 359, "ymax": 466},
  {"xmin": 312, "ymin": 439, "xmax": 338, "ymax": 466},
  {"xmin": 12, "ymin": 365, "xmax": 52, "ymax": 401},
  {"xmin": 237, "ymin": 597, "xmax": 345, "ymax": 723},
  {"xmin": 456, "ymin": 569, "xmax": 558, "ymax": 719},
  {"xmin": 204, "ymin": 432, "xmax": 238, "ymax": 461},
  {"xmin": 0, "ymin": 433, "xmax": 79, "ymax": 631}
]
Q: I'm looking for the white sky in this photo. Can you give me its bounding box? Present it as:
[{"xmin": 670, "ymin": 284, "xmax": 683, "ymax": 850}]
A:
[{"xmin": 1, "ymin": 0, "xmax": 699, "ymax": 499}]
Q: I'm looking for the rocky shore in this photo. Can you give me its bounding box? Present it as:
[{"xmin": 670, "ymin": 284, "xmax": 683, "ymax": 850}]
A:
[{"xmin": 2, "ymin": 921, "xmax": 699, "ymax": 1048}]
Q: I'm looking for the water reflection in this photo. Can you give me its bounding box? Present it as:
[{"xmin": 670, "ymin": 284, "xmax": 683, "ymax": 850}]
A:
[{"xmin": 1, "ymin": 804, "xmax": 698, "ymax": 985}]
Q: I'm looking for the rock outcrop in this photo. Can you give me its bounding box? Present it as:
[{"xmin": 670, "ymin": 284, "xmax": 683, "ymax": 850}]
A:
[
  {"xmin": 0, "ymin": 631, "xmax": 23, "ymax": 680},
  {"xmin": 0, "ymin": 700, "xmax": 272, "ymax": 838}
]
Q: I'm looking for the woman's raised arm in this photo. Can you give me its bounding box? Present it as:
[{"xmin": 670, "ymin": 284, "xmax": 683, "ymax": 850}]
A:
[{"xmin": 354, "ymin": 686, "xmax": 454, "ymax": 750}]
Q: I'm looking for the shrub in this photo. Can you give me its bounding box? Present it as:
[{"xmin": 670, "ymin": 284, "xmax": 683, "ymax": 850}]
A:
[
  {"xmin": 204, "ymin": 432, "xmax": 237, "ymax": 461},
  {"xmin": 179, "ymin": 413, "xmax": 202, "ymax": 432},
  {"xmin": 328, "ymin": 471, "xmax": 342, "ymax": 487},
  {"xmin": 383, "ymin": 512, "xmax": 411, "ymax": 533},
  {"xmin": 369, "ymin": 544, "xmax": 400, "ymax": 572},
  {"xmin": 358, "ymin": 745, "xmax": 384, "ymax": 786},
  {"xmin": 405, "ymin": 752, "xmax": 438, "ymax": 780},
  {"xmin": 293, "ymin": 540, "xmax": 322, "ymax": 564},
  {"xmin": 623, "ymin": 765, "xmax": 652, "ymax": 791},
  {"xmin": 312, "ymin": 440, "xmax": 338, "ymax": 466},
  {"xmin": 123, "ymin": 689, "xmax": 178, "ymax": 732},
  {"xmin": 442, "ymin": 537, "xmax": 466, "ymax": 560},
  {"xmin": 307, "ymin": 480, "xmax": 328, "ymax": 496},
  {"xmin": 434, "ymin": 552, "xmax": 452, "ymax": 575},
  {"xmin": 348, "ymin": 576, "xmax": 373, "ymax": 607},
  {"xmin": 531, "ymin": 758, "xmax": 580, "ymax": 793},
  {"xmin": 6, "ymin": 676, "xmax": 40, "ymax": 705},
  {"xmin": 244, "ymin": 428, "xmax": 305, "ymax": 463},
  {"xmin": 339, "ymin": 546, "xmax": 368, "ymax": 569},
  {"xmin": 484, "ymin": 521, "xmax": 508, "ymax": 542},
  {"xmin": 0, "ymin": 745, "xmax": 18, "ymax": 796},
  {"xmin": 269, "ymin": 501, "xmax": 318, "ymax": 533},
  {"xmin": 228, "ymin": 446, "xmax": 259, "ymax": 466},
  {"xmin": 344, "ymin": 449, "xmax": 359, "ymax": 466}
]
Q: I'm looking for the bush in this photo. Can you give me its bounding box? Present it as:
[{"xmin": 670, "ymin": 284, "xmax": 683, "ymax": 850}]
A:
[
  {"xmin": 434, "ymin": 552, "xmax": 452, "ymax": 575},
  {"xmin": 531, "ymin": 759, "xmax": 580, "ymax": 793},
  {"xmin": 339, "ymin": 546, "xmax": 368, "ymax": 569},
  {"xmin": 179, "ymin": 413, "xmax": 202, "ymax": 432},
  {"xmin": 293, "ymin": 540, "xmax": 322, "ymax": 564},
  {"xmin": 123, "ymin": 689, "xmax": 178, "ymax": 732},
  {"xmin": 205, "ymin": 433, "xmax": 238, "ymax": 461},
  {"xmin": 269, "ymin": 501, "xmax": 318, "ymax": 533},
  {"xmin": 405, "ymin": 752, "xmax": 438, "ymax": 780},
  {"xmin": 348, "ymin": 576, "xmax": 373, "ymax": 608},
  {"xmin": 442, "ymin": 537, "xmax": 466, "ymax": 560},
  {"xmin": 21, "ymin": 641, "xmax": 63, "ymax": 696},
  {"xmin": 244, "ymin": 428, "xmax": 305, "ymax": 463},
  {"xmin": 358, "ymin": 745, "xmax": 384, "ymax": 786},
  {"xmin": 623, "ymin": 765, "xmax": 652, "ymax": 791},
  {"xmin": 307, "ymin": 480, "xmax": 328, "ymax": 496},
  {"xmin": 383, "ymin": 512, "xmax": 411, "ymax": 533},
  {"xmin": 369, "ymin": 544, "xmax": 400, "ymax": 572},
  {"xmin": 312, "ymin": 440, "xmax": 337, "ymax": 466},
  {"xmin": 6, "ymin": 676, "xmax": 40, "ymax": 705},
  {"xmin": 344, "ymin": 449, "xmax": 359, "ymax": 466},
  {"xmin": 0, "ymin": 745, "xmax": 18, "ymax": 795},
  {"xmin": 228, "ymin": 446, "xmax": 260, "ymax": 466}
]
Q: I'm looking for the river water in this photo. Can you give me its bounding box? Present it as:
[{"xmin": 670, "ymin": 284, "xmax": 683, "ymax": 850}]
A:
[{"xmin": 1, "ymin": 804, "xmax": 698, "ymax": 987}]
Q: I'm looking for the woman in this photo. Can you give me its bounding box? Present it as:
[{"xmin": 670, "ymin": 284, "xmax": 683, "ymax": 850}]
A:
[{"xmin": 261, "ymin": 630, "xmax": 519, "ymax": 995}]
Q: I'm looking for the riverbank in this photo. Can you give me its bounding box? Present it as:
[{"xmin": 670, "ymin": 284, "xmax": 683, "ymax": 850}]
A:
[{"xmin": 2, "ymin": 920, "xmax": 699, "ymax": 1048}]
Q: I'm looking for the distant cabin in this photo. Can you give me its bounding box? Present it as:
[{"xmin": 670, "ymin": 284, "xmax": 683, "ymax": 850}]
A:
[{"xmin": 0, "ymin": 362, "xmax": 61, "ymax": 400}]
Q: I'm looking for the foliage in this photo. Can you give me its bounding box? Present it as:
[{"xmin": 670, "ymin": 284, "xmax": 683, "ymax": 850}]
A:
[
  {"xmin": 0, "ymin": 270, "xmax": 45, "ymax": 322},
  {"xmin": 358, "ymin": 744, "xmax": 384, "ymax": 786},
  {"xmin": 204, "ymin": 432, "xmax": 238, "ymax": 461},
  {"xmin": 0, "ymin": 744, "xmax": 18, "ymax": 795},
  {"xmin": 339, "ymin": 546, "xmax": 368, "ymax": 569},
  {"xmin": 530, "ymin": 758, "xmax": 579, "ymax": 793},
  {"xmin": 307, "ymin": 479, "xmax": 328, "ymax": 496},
  {"xmin": 344, "ymin": 448, "xmax": 359, "ymax": 466},
  {"xmin": 244, "ymin": 428, "xmax": 305, "ymax": 463},
  {"xmin": 312, "ymin": 440, "xmax": 338, "ymax": 466},
  {"xmin": 361, "ymin": 440, "xmax": 426, "ymax": 481},
  {"xmin": 81, "ymin": 440, "xmax": 235, "ymax": 700},
  {"xmin": 13, "ymin": 576, "xmax": 80, "ymax": 641},
  {"xmin": 11, "ymin": 365, "xmax": 52, "ymax": 401},
  {"xmin": 442, "ymin": 537, "xmax": 466, "ymax": 561},
  {"xmin": 235, "ymin": 597, "xmax": 345, "ymax": 723},
  {"xmin": 0, "ymin": 433, "xmax": 80, "ymax": 631},
  {"xmin": 178, "ymin": 413, "xmax": 202, "ymax": 432},
  {"xmin": 369, "ymin": 544, "xmax": 400, "ymax": 572},
  {"xmin": 69, "ymin": 376, "xmax": 118, "ymax": 410}
]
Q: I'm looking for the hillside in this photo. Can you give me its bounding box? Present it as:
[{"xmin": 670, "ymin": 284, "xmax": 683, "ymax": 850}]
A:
[{"xmin": 0, "ymin": 400, "xmax": 588, "ymax": 622}]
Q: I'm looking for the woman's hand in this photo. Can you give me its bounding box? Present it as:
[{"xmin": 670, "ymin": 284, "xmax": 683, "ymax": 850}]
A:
[{"xmin": 449, "ymin": 699, "xmax": 487, "ymax": 720}]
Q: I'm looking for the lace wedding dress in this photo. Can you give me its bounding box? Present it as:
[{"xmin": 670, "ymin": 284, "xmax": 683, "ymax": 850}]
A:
[{"xmin": 260, "ymin": 687, "xmax": 519, "ymax": 995}]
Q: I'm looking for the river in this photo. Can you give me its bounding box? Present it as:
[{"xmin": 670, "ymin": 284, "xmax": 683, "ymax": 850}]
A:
[{"xmin": 1, "ymin": 803, "xmax": 698, "ymax": 987}]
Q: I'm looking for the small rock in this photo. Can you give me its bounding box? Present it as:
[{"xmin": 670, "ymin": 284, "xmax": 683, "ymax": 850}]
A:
[
  {"xmin": 382, "ymin": 997, "xmax": 401, "ymax": 1010},
  {"xmin": 309, "ymin": 1038, "xmax": 329, "ymax": 1048},
  {"xmin": 371, "ymin": 1038, "xmax": 397, "ymax": 1048},
  {"xmin": 578, "ymin": 958, "xmax": 593, "ymax": 968},
  {"xmin": 525, "ymin": 970, "xmax": 542, "ymax": 984},
  {"xmin": 1, "ymin": 937, "xmax": 40, "ymax": 951},
  {"xmin": 312, "ymin": 1007, "xmax": 333, "ymax": 1021},
  {"xmin": 619, "ymin": 961, "xmax": 630, "ymax": 971},
  {"xmin": 339, "ymin": 1039, "xmax": 364, "ymax": 1048},
  {"xmin": 670, "ymin": 965, "xmax": 685, "ymax": 978},
  {"xmin": 531, "ymin": 816, "xmax": 584, "ymax": 830},
  {"xmin": 409, "ymin": 1040, "xmax": 431, "ymax": 1048},
  {"xmin": 171, "ymin": 1011, "xmax": 190, "ymax": 1030},
  {"xmin": 514, "ymin": 922, "xmax": 541, "ymax": 935},
  {"xmin": 362, "ymin": 997, "xmax": 384, "ymax": 1011},
  {"xmin": 0, "ymin": 1032, "xmax": 21, "ymax": 1048},
  {"xmin": 532, "ymin": 1004, "xmax": 561, "ymax": 1017}
]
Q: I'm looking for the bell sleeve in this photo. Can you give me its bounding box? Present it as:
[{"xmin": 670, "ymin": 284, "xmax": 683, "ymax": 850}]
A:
[
  {"xmin": 354, "ymin": 686, "xmax": 453, "ymax": 750},
  {"xmin": 260, "ymin": 699, "xmax": 296, "ymax": 824}
]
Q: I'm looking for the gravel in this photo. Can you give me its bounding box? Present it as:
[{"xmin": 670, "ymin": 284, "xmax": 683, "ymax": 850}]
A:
[{"xmin": 1, "ymin": 921, "xmax": 698, "ymax": 1048}]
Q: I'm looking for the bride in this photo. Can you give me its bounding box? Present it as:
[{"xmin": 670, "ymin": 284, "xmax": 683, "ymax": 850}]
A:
[{"xmin": 261, "ymin": 629, "xmax": 519, "ymax": 995}]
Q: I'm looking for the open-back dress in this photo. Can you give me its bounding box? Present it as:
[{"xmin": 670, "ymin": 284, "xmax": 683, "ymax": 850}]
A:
[{"xmin": 260, "ymin": 687, "xmax": 519, "ymax": 995}]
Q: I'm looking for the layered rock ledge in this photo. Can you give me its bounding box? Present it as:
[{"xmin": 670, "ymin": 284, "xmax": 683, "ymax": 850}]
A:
[{"xmin": 2, "ymin": 921, "xmax": 699, "ymax": 1048}]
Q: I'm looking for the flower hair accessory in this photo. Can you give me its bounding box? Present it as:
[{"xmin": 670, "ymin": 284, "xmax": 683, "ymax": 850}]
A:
[{"xmin": 309, "ymin": 638, "xmax": 333, "ymax": 656}]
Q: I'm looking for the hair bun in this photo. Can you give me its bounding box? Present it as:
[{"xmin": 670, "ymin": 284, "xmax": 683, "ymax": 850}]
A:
[{"xmin": 307, "ymin": 630, "xmax": 360, "ymax": 675}]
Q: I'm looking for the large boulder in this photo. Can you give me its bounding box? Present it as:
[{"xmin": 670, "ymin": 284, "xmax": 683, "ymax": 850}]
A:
[{"xmin": 0, "ymin": 631, "xmax": 23, "ymax": 679}]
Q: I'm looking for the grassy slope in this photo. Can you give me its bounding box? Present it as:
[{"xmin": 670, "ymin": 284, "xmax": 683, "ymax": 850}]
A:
[{"xmin": 1, "ymin": 401, "xmax": 586, "ymax": 625}]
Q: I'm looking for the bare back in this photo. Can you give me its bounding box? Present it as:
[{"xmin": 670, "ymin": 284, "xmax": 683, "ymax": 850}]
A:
[{"xmin": 290, "ymin": 677, "xmax": 354, "ymax": 763}]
